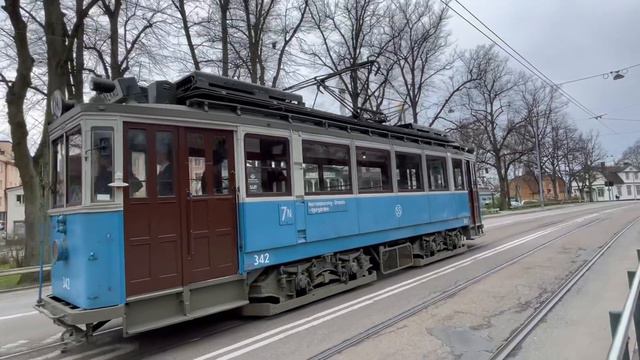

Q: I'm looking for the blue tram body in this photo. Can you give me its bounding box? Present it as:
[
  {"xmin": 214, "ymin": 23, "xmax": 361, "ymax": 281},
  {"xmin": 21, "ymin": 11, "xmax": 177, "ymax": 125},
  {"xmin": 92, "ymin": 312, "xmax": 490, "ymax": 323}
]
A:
[
  {"xmin": 36, "ymin": 72, "xmax": 483, "ymax": 338},
  {"xmin": 240, "ymin": 193, "xmax": 470, "ymax": 272}
]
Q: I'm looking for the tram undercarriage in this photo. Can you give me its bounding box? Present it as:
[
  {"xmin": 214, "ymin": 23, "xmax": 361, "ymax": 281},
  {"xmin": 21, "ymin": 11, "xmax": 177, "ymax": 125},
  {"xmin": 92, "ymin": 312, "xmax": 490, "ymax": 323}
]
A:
[{"xmin": 242, "ymin": 227, "xmax": 470, "ymax": 316}]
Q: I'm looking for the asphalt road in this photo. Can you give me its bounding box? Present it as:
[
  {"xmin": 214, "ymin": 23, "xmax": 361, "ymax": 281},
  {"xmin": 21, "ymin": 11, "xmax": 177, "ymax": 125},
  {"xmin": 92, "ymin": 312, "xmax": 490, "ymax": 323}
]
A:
[{"xmin": 0, "ymin": 201, "xmax": 636, "ymax": 360}]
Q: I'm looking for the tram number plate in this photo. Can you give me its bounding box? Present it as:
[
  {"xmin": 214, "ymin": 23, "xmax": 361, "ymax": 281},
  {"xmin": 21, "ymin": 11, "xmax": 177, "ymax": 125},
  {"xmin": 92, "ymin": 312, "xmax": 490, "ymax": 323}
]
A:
[{"xmin": 253, "ymin": 253, "xmax": 271, "ymax": 266}]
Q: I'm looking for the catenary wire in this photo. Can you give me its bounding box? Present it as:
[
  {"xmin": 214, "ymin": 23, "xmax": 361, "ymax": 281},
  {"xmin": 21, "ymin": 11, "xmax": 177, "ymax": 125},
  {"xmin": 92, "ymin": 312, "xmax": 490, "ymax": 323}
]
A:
[
  {"xmin": 444, "ymin": 0, "xmax": 600, "ymax": 121},
  {"xmin": 557, "ymin": 63, "xmax": 640, "ymax": 85}
]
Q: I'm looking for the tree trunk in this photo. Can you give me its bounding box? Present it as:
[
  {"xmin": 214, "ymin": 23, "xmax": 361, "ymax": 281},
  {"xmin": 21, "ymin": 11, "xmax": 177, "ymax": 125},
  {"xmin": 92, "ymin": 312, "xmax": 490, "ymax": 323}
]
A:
[
  {"xmin": 107, "ymin": 0, "xmax": 122, "ymax": 79},
  {"xmin": 73, "ymin": 0, "xmax": 85, "ymax": 102},
  {"xmin": 3, "ymin": 0, "xmax": 42, "ymax": 266},
  {"xmin": 176, "ymin": 0, "xmax": 200, "ymax": 70},
  {"xmin": 219, "ymin": 0, "xmax": 230, "ymax": 77}
]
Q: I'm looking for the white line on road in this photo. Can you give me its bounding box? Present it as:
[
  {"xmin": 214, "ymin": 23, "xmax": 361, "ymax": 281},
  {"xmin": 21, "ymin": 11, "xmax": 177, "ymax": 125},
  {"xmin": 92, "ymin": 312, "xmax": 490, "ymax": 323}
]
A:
[
  {"xmin": 194, "ymin": 207, "xmax": 628, "ymax": 360},
  {"xmin": 0, "ymin": 341, "xmax": 28, "ymax": 350},
  {"xmin": 0, "ymin": 311, "xmax": 37, "ymax": 321},
  {"xmin": 484, "ymin": 203, "xmax": 629, "ymax": 229}
]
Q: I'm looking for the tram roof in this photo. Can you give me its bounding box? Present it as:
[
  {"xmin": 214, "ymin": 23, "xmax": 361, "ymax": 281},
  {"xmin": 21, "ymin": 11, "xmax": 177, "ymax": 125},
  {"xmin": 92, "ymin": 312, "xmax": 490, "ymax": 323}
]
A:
[{"xmin": 51, "ymin": 72, "xmax": 474, "ymax": 154}]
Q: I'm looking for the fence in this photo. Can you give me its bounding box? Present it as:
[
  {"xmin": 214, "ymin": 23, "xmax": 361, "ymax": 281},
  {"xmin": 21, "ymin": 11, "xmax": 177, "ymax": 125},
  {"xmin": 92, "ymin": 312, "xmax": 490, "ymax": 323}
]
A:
[{"xmin": 608, "ymin": 249, "xmax": 640, "ymax": 360}]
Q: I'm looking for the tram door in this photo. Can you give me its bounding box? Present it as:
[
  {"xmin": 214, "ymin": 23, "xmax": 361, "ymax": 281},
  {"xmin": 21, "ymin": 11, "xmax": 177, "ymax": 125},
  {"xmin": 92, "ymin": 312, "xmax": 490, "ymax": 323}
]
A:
[
  {"xmin": 181, "ymin": 128, "xmax": 238, "ymax": 284},
  {"xmin": 465, "ymin": 160, "xmax": 481, "ymax": 227},
  {"xmin": 123, "ymin": 124, "xmax": 238, "ymax": 297},
  {"xmin": 124, "ymin": 124, "xmax": 183, "ymax": 296}
]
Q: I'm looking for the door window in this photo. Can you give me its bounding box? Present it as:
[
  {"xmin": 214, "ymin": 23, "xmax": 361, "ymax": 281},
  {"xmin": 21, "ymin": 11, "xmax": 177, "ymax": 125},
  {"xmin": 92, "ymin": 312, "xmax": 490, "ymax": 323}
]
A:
[
  {"xmin": 188, "ymin": 132, "xmax": 207, "ymax": 196},
  {"xmin": 156, "ymin": 131, "xmax": 175, "ymax": 197},
  {"xmin": 212, "ymin": 136, "xmax": 230, "ymax": 194},
  {"xmin": 128, "ymin": 129, "xmax": 148, "ymax": 198}
]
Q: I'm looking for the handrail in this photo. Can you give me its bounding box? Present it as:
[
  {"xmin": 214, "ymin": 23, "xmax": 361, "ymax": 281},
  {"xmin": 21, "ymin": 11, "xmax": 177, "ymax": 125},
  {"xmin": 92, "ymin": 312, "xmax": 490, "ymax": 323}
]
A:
[
  {"xmin": 608, "ymin": 250, "xmax": 640, "ymax": 360},
  {"xmin": 0, "ymin": 265, "xmax": 51, "ymax": 277}
]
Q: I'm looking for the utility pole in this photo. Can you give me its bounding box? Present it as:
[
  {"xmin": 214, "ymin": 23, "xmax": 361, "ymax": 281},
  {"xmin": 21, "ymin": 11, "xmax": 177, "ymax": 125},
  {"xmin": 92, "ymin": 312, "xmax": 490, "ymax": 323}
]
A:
[{"xmin": 534, "ymin": 116, "xmax": 545, "ymax": 208}]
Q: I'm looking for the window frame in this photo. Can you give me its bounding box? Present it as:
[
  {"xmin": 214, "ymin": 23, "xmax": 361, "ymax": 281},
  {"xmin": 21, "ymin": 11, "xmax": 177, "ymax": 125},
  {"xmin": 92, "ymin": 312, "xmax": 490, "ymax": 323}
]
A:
[
  {"xmin": 355, "ymin": 146, "xmax": 393, "ymax": 194},
  {"xmin": 51, "ymin": 134, "xmax": 66, "ymax": 208},
  {"xmin": 451, "ymin": 157, "xmax": 466, "ymax": 191},
  {"xmin": 302, "ymin": 140, "xmax": 353, "ymax": 196},
  {"xmin": 394, "ymin": 151, "xmax": 424, "ymax": 192},
  {"xmin": 425, "ymin": 154, "xmax": 450, "ymax": 192},
  {"xmin": 244, "ymin": 133, "xmax": 292, "ymax": 197},
  {"xmin": 65, "ymin": 126, "xmax": 83, "ymax": 206},
  {"xmin": 90, "ymin": 126, "xmax": 115, "ymax": 203}
]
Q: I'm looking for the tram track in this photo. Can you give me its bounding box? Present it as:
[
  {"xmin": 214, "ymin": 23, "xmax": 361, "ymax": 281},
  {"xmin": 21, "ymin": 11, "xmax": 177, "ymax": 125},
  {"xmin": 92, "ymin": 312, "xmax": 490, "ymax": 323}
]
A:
[
  {"xmin": 309, "ymin": 215, "xmax": 637, "ymax": 360},
  {"xmin": 489, "ymin": 216, "xmax": 640, "ymax": 360},
  {"xmin": 1, "ymin": 204, "xmax": 632, "ymax": 360}
]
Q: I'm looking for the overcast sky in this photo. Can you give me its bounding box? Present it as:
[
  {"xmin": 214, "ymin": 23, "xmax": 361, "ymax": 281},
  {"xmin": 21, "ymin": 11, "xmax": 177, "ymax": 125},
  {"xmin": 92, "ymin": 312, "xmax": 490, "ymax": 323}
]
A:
[
  {"xmin": 446, "ymin": 0, "xmax": 640, "ymax": 159},
  {"xmin": 2, "ymin": 0, "xmax": 639, "ymax": 159}
]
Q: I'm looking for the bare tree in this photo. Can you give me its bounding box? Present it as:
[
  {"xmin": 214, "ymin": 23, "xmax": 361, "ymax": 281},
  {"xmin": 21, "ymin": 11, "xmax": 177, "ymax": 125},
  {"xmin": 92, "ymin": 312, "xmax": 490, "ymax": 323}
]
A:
[
  {"xmin": 304, "ymin": 0, "xmax": 394, "ymax": 117},
  {"xmin": 387, "ymin": 0, "xmax": 481, "ymax": 126},
  {"xmin": 172, "ymin": 0, "xmax": 201, "ymax": 70},
  {"xmin": 454, "ymin": 45, "xmax": 527, "ymax": 209},
  {"xmin": 269, "ymin": 0, "xmax": 307, "ymax": 87},
  {"xmin": 1, "ymin": 0, "xmax": 99, "ymax": 267},
  {"xmin": 621, "ymin": 139, "xmax": 640, "ymax": 169},
  {"xmin": 573, "ymin": 131, "xmax": 606, "ymax": 201},
  {"xmin": 86, "ymin": 0, "xmax": 170, "ymax": 80}
]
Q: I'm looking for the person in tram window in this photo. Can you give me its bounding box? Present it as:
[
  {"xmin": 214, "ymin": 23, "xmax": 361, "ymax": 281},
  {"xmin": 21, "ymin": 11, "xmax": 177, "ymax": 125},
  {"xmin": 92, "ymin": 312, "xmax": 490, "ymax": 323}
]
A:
[{"xmin": 157, "ymin": 148, "xmax": 174, "ymax": 196}]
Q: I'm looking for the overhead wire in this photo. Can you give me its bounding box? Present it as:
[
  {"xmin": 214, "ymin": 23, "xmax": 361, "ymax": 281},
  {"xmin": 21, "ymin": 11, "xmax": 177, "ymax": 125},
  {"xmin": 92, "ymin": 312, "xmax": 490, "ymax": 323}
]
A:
[
  {"xmin": 445, "ymin": 0, "xmax": 614, "ymax": 132},
  {"xmin": 557, "ymin": 63, "xmax": 640, "ymax": 85},
  {"xmin": 448, "ymin": 0, "xmax": 598, "ymax": 117}
]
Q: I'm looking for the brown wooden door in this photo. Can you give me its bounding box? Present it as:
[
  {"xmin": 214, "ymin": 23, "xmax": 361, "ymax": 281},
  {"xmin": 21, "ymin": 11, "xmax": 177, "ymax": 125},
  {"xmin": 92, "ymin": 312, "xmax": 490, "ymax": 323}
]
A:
[
  {"xmin": 124, "ymin": 124, "xmax": 182, "ymax": 296},
  {"xmin": 465, "ymin": 160, "xmax": 481, "ymax": 226},
  {"xmin": 181, "ymin": 128, "xmax": 238, "ymax": 284}
]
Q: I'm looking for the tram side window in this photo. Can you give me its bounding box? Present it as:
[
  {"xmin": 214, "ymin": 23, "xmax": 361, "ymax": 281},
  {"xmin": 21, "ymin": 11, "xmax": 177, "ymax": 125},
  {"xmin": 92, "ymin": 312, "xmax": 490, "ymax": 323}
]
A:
[
  {"xmin": 52, "ymin": 137, "xmax": 65, "ymax": 208},
  {"xmin": 244, "ymin": 134, "xmax": 291, "ymax": 196},
  {"xmin": 128, "ymin": 129, "xmax": 148, "ymax": 198},
  {"xmin": 452, "ymin": 158, "xmax": 465, "ymax": 190},
  {"xmin": 426, "ymin": 155, "xmax": 448, "ymax": 191},
  {"xmin": 66, "ymin": 128, "xmax": 82, "ymax": 205},
  {"xmin": 302, "ymin": 141, "xmax": 351, "ymax": 194},
  {"xmin": 396, "ymin": 152, "xmax": 423, "ymax": 191},
  {"xmin": 92, "ymin": 127, "xmax": 114, "ymax": 202},
  {"xmin": 356, "ymin": 147, "xmax": 392, "ymax": 193}
]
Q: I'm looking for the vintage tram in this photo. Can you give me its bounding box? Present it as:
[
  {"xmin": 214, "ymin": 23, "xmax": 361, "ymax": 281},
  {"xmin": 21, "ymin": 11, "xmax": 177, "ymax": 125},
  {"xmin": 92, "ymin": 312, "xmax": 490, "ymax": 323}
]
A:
[{"xmin": 36, "ymin": 72, "xmax": 483, "ymax": 340}]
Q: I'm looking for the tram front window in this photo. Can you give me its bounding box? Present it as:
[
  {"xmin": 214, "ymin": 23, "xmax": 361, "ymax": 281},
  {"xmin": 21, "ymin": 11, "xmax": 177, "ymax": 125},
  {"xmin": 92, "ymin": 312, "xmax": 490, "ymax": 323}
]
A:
[
  {"xmin": 92, "ymin": 127, "xmax": 114, "ymax": 202},
  {"xmin": 66, "ymin": 128, "xmax": 82, "ymax": 205}
]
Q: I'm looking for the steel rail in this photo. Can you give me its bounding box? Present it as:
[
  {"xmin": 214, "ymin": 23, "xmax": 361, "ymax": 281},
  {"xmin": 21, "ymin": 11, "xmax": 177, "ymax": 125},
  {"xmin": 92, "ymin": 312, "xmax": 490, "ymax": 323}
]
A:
[
  {"xmin": 0, "ymin": 265, "xmax": 50, "ymax": 277},
  {"xmin": 309, "ymin": 218, "xmax": 605, "ymax": 360},
  {"xmin": 490, "ymin": 216, "xmax": 640, "ymax": 360},
  {"xmin": 608, "ymin": 253, "xmax": 640, "ymax": 359}
]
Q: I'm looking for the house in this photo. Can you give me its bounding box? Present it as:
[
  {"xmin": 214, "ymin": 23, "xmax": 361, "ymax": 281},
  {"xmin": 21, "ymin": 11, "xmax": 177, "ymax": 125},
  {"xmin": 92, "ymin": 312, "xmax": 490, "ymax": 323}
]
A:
[
  {"xmin": 477, "ymin": 185, "xmax": 498, "ymax": 206},
  {"xmin": 5, "ymin": 186, "xmax": 24, "ymax": 236},
  {"xmin": 509, "ymin": 174, "xmax": 567, "ymax": 202},
  {"xmin": 0, "ymin": 140, "xmax": 22, "ymax": 230},
  {"xmin": 572, "ymin": 164, "xmax": 640, "ymax": 201}
]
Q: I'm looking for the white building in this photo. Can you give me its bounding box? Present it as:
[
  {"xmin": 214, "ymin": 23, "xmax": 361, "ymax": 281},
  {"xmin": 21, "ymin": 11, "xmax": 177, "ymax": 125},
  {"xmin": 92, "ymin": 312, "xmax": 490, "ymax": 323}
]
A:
[
  {"xmin": 571, "ymin": 164, "xmax": 640, "ymax": 202},
  {"xmin": 5, "ymin": 186, "xmax": 24, "ymax": 235}
]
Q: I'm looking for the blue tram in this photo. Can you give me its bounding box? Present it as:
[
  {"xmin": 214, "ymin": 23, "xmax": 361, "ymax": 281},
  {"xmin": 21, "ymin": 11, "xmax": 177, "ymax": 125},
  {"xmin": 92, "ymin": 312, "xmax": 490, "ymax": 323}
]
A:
[{"xmin": 36, "ymin": 72, "xmax": 483, "ymax": 339}]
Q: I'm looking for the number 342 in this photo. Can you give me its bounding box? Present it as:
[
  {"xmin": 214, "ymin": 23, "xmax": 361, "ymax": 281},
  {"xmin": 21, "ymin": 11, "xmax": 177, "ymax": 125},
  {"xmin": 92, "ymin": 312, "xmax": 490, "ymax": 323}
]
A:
[{"xmin": 253, "ymin": 253, "xmax": 270, "ymax": 266}]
